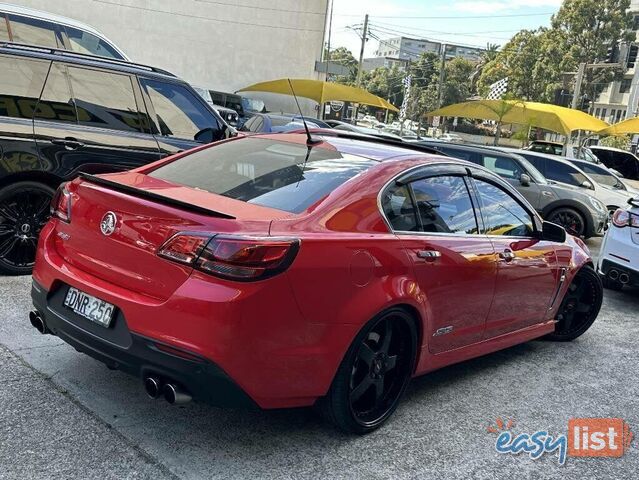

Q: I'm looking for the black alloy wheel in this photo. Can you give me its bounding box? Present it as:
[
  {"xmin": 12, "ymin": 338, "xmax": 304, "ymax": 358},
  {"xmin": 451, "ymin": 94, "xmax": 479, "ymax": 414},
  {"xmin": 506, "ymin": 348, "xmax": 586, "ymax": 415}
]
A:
[
  {"xmin": 0, "ymin": 181, "xmax": 55, "ymax": 275},
  {"xmin": 547, "ymin": 207, "xmax": 586, "ymax": 237},
  {"xmin": 319, "ymin": 309, "xmax": 417, "ymax": 434},
  {"xmin": 546, "ymin": 266, "xmax": 603, "ymax": 342}
]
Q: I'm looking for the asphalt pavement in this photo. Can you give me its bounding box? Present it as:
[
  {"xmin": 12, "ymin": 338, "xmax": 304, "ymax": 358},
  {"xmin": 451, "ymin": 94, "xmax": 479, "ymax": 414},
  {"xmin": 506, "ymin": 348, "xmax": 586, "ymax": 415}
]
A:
[{"xmin": 0, "ymin": 238, "xmax": 637, "ymax": 479}]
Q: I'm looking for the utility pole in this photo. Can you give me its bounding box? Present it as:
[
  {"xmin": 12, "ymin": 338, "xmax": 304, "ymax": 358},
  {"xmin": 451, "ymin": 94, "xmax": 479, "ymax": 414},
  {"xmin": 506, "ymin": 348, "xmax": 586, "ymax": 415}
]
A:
[
  {"xmin": 571, "ymin": 62, "xmax": 587, "ymax": 110},
  {"xmin": 437, "ymin": 44, "xmax": 447, "ymax": 109},
  {"xmin": 626, "ymin": 58, "xmax": 639, "ymax": 120},
  {"xmin": 355, "ymin": 14, "xmax": 369, "ymax": 88},
  {"xmin": 321, "ymin": 0, "xmax": 334, "ymax": 120}
]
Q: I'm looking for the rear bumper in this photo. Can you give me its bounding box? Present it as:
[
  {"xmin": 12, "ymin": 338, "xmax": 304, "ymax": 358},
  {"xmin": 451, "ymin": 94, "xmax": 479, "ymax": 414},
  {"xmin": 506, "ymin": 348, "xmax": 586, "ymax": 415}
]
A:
[
  {"xmin": 599, "ymin": 259, "xmax": 639, "ymax": 286},
  {"xmin": 31, "ymin": 280, "xmax": 257, "ymax": 408}
]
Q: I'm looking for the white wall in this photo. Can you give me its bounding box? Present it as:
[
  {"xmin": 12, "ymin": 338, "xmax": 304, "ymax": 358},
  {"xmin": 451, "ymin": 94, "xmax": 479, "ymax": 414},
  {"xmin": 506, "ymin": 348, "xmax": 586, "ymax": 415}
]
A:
[{"xmin": 9, "ymin": 0, "xmax": 328, "ymax": 113}]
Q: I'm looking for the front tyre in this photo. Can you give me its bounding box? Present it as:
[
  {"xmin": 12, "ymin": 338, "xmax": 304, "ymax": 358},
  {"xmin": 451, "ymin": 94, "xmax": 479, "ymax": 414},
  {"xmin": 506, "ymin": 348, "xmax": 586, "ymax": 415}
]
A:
[
  {"xmin": 319, "ymin": 308, "xmax": 417, "ymax": 434},
  {"xmin": 0, "ymin": 181, "xmax": 55, "ymax": 275},
  {"xmin": 547, "ymin": 207, "xmax": 586, "ymax": 237},
  {"xmin": 546, "ymin": 266, "xmax": 603, "ymax": 342}
]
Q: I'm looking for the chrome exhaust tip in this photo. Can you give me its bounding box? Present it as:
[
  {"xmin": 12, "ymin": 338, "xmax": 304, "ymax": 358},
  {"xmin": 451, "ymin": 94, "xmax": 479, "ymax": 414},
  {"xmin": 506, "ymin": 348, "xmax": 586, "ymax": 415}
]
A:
[
  {"xmin": 143, "ymin": 376, "xmax": 163, "ymax": 399},
  {"xmin": 608, "ymin": 269, "xmax": 620, "ymax": 281},
  {"xmin": 29, "ymin": 311, "xmax": 49, "ymax": 335},
  {"xmin": 619, "ymin": 273, "xmax": 630, "ymax": 285},
  {"xmin": 164, "ymin": 383, "xmax": 192, "ymax": 405}
]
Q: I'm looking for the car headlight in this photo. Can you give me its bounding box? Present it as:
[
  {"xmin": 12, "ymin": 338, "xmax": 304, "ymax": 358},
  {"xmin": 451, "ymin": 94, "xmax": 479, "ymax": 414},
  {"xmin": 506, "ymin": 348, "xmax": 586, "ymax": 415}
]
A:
[{"xmin": 588, "ymin": 196, "xmax": 605, "ymax": 213}]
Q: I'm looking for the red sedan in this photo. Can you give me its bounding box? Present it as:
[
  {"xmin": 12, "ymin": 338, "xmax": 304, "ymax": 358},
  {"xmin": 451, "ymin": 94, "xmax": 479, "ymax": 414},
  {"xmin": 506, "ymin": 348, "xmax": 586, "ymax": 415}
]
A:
[{"xmin": 31, "ymin": 132, "xmax": 603, "ymax": 433}]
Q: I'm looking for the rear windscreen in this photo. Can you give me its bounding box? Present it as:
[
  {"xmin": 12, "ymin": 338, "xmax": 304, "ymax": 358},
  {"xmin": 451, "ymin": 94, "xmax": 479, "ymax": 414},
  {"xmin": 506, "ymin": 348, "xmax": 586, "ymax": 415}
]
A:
[{"xmin": 149, "ymin": 138, "xmax": 377, "ymax": 213}]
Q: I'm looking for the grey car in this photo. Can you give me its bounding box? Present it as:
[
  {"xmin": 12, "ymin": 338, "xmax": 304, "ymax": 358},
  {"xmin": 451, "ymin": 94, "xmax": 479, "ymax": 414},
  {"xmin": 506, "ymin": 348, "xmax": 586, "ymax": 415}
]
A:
[{"xmin": 414, "ymin": 141, "xmax": 609, "ymax": 238}]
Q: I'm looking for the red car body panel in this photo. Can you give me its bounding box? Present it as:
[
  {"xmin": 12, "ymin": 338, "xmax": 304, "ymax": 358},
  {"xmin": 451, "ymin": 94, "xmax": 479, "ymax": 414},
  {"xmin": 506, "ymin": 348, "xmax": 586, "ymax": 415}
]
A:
[{"xmin": 32, "ymin": 133, "xmax": 593, "ymax": 409}]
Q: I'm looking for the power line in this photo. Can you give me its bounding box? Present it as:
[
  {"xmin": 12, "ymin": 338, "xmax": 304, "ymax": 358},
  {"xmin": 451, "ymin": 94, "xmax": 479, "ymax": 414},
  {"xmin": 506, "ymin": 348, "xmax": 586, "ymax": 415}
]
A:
[
  {"xmin": 193, "ymin": 0, "xmax": 327, "ymax": 15},
  {"xmin": 333, "ymin": 12, "xmax": 556, "ymax": 19}
]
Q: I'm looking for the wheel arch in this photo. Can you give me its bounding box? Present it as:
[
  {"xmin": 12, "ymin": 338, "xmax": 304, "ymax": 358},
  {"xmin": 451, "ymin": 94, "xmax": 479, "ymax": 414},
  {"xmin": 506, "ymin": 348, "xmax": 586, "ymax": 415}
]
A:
[
  {"xmin": 0, "ymin": 171, "xmax": 63, "ymax": 191},
  {"xmin": 542, "ymin": 199, "xmax": 594, "ymax": 235}
]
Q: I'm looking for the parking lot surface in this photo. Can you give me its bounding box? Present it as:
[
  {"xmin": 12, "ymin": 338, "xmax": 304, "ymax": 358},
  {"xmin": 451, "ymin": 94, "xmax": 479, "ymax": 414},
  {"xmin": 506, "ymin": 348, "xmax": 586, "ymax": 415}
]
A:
[{"xmin": 1, "ymin": 238, "xmax": 637, "ymax": 479}]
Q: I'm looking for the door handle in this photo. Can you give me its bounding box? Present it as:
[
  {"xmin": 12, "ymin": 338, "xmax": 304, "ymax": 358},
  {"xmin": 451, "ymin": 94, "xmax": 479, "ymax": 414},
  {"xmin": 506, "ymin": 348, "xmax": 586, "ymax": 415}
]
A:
[
  {"xmin": 416, "ymin": 250, "xmax": 441, "ymax": 262},
  {"xmin": 51, "ymin": 138, "xmax": 85, "ymax": 150},
  {"xmin": 498, "ymin": 249, "xmax": 516, "ymax": 262}
]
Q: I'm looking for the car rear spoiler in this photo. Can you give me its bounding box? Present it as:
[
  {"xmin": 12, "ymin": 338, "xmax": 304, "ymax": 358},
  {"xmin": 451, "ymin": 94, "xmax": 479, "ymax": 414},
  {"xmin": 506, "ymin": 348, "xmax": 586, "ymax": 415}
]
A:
[{"xmin": 78, "ymin": 173, "xmax": 236, "ymax": 219}]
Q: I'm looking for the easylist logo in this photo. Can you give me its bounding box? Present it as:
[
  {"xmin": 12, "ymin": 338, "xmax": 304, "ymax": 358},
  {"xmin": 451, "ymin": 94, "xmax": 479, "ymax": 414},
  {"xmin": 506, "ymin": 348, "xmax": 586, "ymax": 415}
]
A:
[{"xmin": 568, "ymin": 418, "xmax": 633, "ymax": 458}]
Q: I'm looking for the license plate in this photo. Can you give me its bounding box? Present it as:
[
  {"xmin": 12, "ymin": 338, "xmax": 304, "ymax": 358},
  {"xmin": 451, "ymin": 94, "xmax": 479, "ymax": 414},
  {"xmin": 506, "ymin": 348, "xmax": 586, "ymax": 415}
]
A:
[{"xmin": 63, "ymin": 287, "xmax": 115, "ymax": 328}]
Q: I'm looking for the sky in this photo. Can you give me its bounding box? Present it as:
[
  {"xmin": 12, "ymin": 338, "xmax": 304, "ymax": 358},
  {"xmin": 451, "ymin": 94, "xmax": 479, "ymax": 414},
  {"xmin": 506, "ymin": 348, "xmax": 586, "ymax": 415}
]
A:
[{"xmin": 328, "ymin": 0, "xmax": 564, "ymax": 57}]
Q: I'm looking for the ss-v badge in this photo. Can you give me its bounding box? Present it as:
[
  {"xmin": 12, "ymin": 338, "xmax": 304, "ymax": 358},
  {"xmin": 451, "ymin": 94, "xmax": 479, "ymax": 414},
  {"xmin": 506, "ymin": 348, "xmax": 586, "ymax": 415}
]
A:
[
  {"xmin": 57, "ymin": 231, "xmax": 70, "ymax": 241},
  {"xmin": 100, "ymin": 211, "xmax": 117, "ymax": 236},
  {"xmin": 433, "ymin": 326, "xmax": 454, "ymax": 337}
]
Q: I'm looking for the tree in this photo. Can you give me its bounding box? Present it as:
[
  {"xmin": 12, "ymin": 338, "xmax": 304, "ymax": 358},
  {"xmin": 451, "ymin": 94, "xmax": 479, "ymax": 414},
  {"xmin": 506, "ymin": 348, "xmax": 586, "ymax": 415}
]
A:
[
  {"xmin": 441, "ymin": 57, "xmax": 475, "ymax": 106},
  {"xmin": 471, "ymin": 43, "xmax": 500, "ymax": 93},
  {"xmin": 325, "ymin": 47, "xmax": 359, "ymax": 84}
]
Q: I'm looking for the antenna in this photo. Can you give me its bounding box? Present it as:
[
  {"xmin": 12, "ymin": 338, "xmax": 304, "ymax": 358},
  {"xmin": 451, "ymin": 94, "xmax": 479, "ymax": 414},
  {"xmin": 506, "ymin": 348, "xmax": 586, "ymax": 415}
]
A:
[{"xmin": 287, "ymin": 79, "xmax": 321, "ymax": 146}]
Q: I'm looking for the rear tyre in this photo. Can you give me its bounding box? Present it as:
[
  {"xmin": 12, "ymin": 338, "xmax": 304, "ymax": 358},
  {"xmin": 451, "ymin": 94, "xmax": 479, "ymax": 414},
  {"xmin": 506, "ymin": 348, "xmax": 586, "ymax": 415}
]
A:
[
  {"xmin": 547, "ymin": 207, "xmax": 586, "ymax": 237},
  {"xmin": 546, "ymin": 266, "xmax": 603, "ymax": 342},
  {"xmin": 0, "ymin": 181, "xmax": 55, "ymax": 275},
  {"xmin": 318, "ymin": 308, "xmax": 417, "ymax": 434}
]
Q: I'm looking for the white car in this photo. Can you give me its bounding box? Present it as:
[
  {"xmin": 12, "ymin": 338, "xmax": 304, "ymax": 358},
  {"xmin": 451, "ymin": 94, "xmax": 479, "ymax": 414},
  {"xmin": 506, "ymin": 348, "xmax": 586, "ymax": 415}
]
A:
[
  {"xmin": 516, "ymin": 150, "xmax": 635, "ymax": 216},
  {"xmin": 598, "ymin": 198, "xmax": 639, "ymax": 290},
  {"xmin": 439, "ymin": 133, "xmax": 464, "ymax": 143}
]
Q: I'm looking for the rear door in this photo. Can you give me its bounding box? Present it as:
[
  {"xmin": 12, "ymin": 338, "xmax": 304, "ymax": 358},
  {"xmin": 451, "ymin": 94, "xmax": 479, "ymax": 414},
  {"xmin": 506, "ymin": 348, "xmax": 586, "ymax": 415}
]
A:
[
  {"xmin": 481, "ymin": 153, "xmax": 543, "ymax": 208},
  {"xmin": 470, "ymin": 174, "xmax": 560, "ymax": 337},
  {"xmin": 139, "ymin": 77, "xmax": 227, "ymax": 154},
  {"xmin": 382, "ymin": 165, "xmax": 497, "ymax": 353},
  {"xmin": 33, "ymin": 62, "xmax": 161, "ymax": 178}
]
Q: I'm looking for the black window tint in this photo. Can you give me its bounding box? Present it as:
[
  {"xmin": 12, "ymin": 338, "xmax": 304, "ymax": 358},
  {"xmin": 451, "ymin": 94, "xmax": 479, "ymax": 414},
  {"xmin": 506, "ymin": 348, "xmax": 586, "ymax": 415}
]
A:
[
  {"xmin": 8, "ymin": 15, "xmax": 60, "ymax": 48},
  {"xmin": 34, "ymin": 63, "xmax": 77, "ymax": 123},
  {"xmin": 482, "ymin": 155, "xmax": 523, "ymax": 180},
  {"xmin": 149, "ymin": 138, "xmax": 376, "ymax": 213},
  {"xmin": 474, "ymin": 179, "xmax": 534, "ymax": 236},
  {"xmin": 545, "ymin": 160, "xmax": 588, "ymax": 187},
  {"xmin": 382, "ymin": 184, "xmax": 419, "ymax": 232},
  {"xmin": 410, "ymin": 176, "xmax": 478, "ymax": 234},
  {"xmin": 68, "ymin": 67, "xmax": 142, "ymax": 132},
  {"xmin": 615, "ymin": 152, "xmax": 639, "ymax": 178},
  {"xmin": 522, "ymin": 154, "xmax": 545, "ymax": 174},
  {"xmin": 0, "ymin": 14, "xmax": 9, "ymax": 41},
  {"xmin": 64, "ymin": 27, "xmax": 123, "ymax": 59},
  {"xmin": 0, "ymin": 55, "xmax": 49, "ymax": 119},
  {"xmin": 577, "ymin": 163, "xmax": 621, "ymax": 188},
  {"xmin": 142, "ymin": 79, "xmax": 221, "ymax": 141}
]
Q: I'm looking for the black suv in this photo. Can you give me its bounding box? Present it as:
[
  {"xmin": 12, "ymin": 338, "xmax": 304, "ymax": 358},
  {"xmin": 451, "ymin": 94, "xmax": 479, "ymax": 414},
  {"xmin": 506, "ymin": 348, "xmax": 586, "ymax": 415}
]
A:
[{"xmin": 0, "ymin": 43, "xmax": 233, "ymax": 274}]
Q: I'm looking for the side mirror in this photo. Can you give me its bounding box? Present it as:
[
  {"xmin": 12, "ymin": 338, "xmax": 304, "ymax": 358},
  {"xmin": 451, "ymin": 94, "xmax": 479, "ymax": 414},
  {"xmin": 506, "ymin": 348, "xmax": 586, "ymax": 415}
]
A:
[
  {"xmin": 194, "ymin": 127, "xmax": 221, "ymax": 144},
  {"xmin": 520, "ymin": 173, "xmax": 531, "ymax": 187},
  {"xmin": 541, "ymin": 221, "xmax": 567, "ymax": 243},
  {"xmin": 580, "ymin": 180, "xmax": 594, "ymax": 190}
]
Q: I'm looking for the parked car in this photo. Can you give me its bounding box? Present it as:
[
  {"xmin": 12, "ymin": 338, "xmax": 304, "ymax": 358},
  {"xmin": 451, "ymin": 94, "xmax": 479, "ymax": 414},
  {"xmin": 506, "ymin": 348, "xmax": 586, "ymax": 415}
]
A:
[
  {"xmin": 0, "ymin": 43, "xmax": 233, "ymax": 274},
  {"xmin": 567, "ymin": 158, "xmax": 639, "ymax": 196},
  {"xmin": 193, "ymin": 87, "xmax": 239, "ymax": 126},
  {"xmin": 416, "ymin": 141, "xmax": 609, "ymax": 238},
  {"xmin": 209, "ymin": 90, "xmax": 265, "ymax": 126},
  {"xmin": 0, "ymin": 2, "xmax": 128, "ymax": 59},
  {"xmin": 239, "ymin": 113, "xmax": 330, "ymax": 133},
  {"xmin": 326, "ymin": 121, "xmax": 403, "ymax": 141},
  {"xmin": 598, "ymin": 198, "xmax": 639, "ymax": 291},
  {"xmin": 439, "ymin": 133, "xmax": 464, "ymax": 143},
  {"xmin": 514, "ymin": 149, "xmax": 635, "ymax": 216},
  {"xmin": 31, "ymin": 131, "xmax": 602, "ymax": 434},
  {"xmin": 525, "ymin": 140, "xmax": 600, "ymax": 163},
  {"xmin": 589, "ymin": 145, "xmax": 639, "ymax": 181}
]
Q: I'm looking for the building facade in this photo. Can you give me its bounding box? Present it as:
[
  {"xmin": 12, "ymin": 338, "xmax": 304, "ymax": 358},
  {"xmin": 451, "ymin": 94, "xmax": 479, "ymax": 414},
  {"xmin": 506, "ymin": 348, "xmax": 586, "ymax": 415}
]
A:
[
  {"xmin": 5, "ymin": 0, "xmax": 329, "ymax": 96},
  {"xmin": 374, "ymin": 36, "xmax": 484, "ymax": 63}
]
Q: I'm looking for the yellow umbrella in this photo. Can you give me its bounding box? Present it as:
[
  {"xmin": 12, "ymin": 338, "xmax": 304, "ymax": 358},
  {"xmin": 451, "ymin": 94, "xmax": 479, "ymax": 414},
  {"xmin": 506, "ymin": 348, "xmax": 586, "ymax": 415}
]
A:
[
  {"xmin": 238, "ymin": 78, "xmax": 400, "ymax": 112},
  {"xmin": 597, "ymin": 117, "xmax": 639, "ymax": 136},
  {"xmin": 428, "ymin": 100, "xmax": 608, "ymax": 136}
]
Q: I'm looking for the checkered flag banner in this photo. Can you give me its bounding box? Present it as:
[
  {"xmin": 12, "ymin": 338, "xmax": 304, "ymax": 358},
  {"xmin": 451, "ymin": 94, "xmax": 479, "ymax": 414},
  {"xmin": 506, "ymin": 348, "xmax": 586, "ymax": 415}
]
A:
[
  {"xmin": 399, "ymin": 74, "xmax": 412, "ymax": 120},
  {"xmin": 487, "ymin": 77, "xmax": 508, "ymax": 100}
]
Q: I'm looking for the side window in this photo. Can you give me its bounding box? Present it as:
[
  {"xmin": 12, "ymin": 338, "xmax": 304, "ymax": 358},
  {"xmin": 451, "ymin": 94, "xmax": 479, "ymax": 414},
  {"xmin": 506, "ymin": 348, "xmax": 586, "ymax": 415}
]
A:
[
  {"xmin": 474, "ymin": 179, "xmax": 534, "ymax": 237},
  {"xmin": 68, "ymin": 67, "xmax": 143, "ymax": 133},
  {"xmin": 619, "ymin": 152, "xmax": 639, "ymax": 178},
  {"xmin": 546, "ymin": 160, "xmax": 588, "ymax": 187},
  {"xmin": 64, "ymin": 27, "xmax": 123, "ymax": 60},
  {"xmin": 438, "ymin": 147, "xmax": 481, "ymax": 164},
  {"xmin": 34, "ymin": 63, "xmax": 77, "ymax": 124},
  {"xmin": 410, "ymin": 176, "xmax": 478, "ymax": 234},
  {"xmin": 0, "ymin": 14, "xmax": 10, "ymax": 41},
  {"xmin": 0, "ymin": 54, "xmax": 49, "ymax": 119},
  {"xmin": 381, "ymin": 184, "xmax": 419, "ymax": 232},
  {"xmin": 141, "ymin": 78, "xmax": 222, "ymax": 141},
  {"xmin": 523, "ymin": 155, "xmax": 545, "ymax": 175},
  {"xmin": 482, "ymin": 155, "xmax": 523, "ymax": 180},
  {"xmin": 8, "ymin": 15, "xmax": 61, "ymax": 48}
]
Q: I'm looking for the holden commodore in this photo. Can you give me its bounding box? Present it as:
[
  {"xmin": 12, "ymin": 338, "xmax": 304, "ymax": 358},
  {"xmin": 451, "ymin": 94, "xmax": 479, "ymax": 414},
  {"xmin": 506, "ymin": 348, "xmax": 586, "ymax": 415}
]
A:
[{"xmin": 30, "ymin": 132, "xmax": 603, "ymax": 433}]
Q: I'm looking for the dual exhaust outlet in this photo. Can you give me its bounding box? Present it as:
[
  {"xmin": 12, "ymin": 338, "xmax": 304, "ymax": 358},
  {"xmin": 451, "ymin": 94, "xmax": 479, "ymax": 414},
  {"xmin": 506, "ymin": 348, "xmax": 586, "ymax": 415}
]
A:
[
  {"xmin": 608, "ymin": 269, "xmax": 630, "ymax": 285},
  {"xmin": 144, "ymin": 376, "xmax": 191, "ymax": 405}
]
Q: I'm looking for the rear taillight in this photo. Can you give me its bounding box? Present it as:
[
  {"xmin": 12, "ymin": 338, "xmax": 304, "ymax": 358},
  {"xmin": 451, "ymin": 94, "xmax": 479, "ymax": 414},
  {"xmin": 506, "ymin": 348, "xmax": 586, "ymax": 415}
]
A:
[
  {"xmin": 50, "ymin": 183, "xmax": 72, "ymax": 223},
  {"xmin": 157, "ymin": 234, "xmax": 300, "ymax": 281},
  {"xmin": 612, "ymin": 209, "xmax": 639, "ymax": 228}
]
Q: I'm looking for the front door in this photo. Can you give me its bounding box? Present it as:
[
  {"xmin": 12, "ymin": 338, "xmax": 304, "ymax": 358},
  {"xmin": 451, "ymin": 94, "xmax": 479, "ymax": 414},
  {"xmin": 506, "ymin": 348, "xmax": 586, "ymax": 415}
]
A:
[
  {"xmin": 471, "ymin": 176, "xmax": 561, "ymax": 337},
  {"xmin": 382, "ymin": 168, "xmax": 497, "ymax": 353}
]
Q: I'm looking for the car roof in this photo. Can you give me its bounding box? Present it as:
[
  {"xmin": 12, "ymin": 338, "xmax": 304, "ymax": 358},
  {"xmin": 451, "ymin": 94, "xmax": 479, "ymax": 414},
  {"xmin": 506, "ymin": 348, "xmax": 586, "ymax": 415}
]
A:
[
  {"xmin": 589, "ymin": 145, "xmax": 633, "ymax": 153},
  {"xmin": 531, "ymin": 140, "xmax": 563, "ymax": 146},
  {"xmin": 0, "ymin": 43, "xmax": 178, "ymax": 81}
]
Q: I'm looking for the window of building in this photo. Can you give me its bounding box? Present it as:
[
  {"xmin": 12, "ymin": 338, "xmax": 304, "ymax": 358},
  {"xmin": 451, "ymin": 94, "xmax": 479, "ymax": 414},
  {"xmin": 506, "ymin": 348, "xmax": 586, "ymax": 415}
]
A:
[
  {"xmin": 0, "ymin": 54, "xmax": 49, "ymax": 119},
  {"xmin": 620, "ymin": 79, "xmax": 632, "ymax": 94},
  {"xmin": 633, "ymin": 15, "xmax": 639, "ymax": 31},
  {"xmin": 609, "ymin": 109, "xmax": 616, "ymax": 122},
  {"xmin": 616, "ymin": 110, "xmax": 624, "ymax": 122},
  {"xmin": 601, "ymin": 108, "xmax": 607, "ymax": 119},
  {"xmin": 68, "ymin": 67, "xmax": 143, "ymax": 133},
  {"xmin": 594, "ymin": 107, "xmax": 601, "ymax": 118}
]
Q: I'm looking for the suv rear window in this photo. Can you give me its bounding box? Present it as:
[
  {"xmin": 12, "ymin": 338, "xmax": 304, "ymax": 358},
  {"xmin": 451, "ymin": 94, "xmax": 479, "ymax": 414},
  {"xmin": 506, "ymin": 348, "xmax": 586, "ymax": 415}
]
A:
[{"xmin": 149, "ymin": 138, "xmax": 377, "ymax": 213}]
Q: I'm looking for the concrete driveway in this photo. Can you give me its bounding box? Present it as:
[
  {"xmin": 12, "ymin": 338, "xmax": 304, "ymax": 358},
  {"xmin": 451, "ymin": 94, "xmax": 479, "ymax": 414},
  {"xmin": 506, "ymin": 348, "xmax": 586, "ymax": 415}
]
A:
[{"xmin": 0, "ymin": 238, "xmax": 637, "ymax": 479}]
